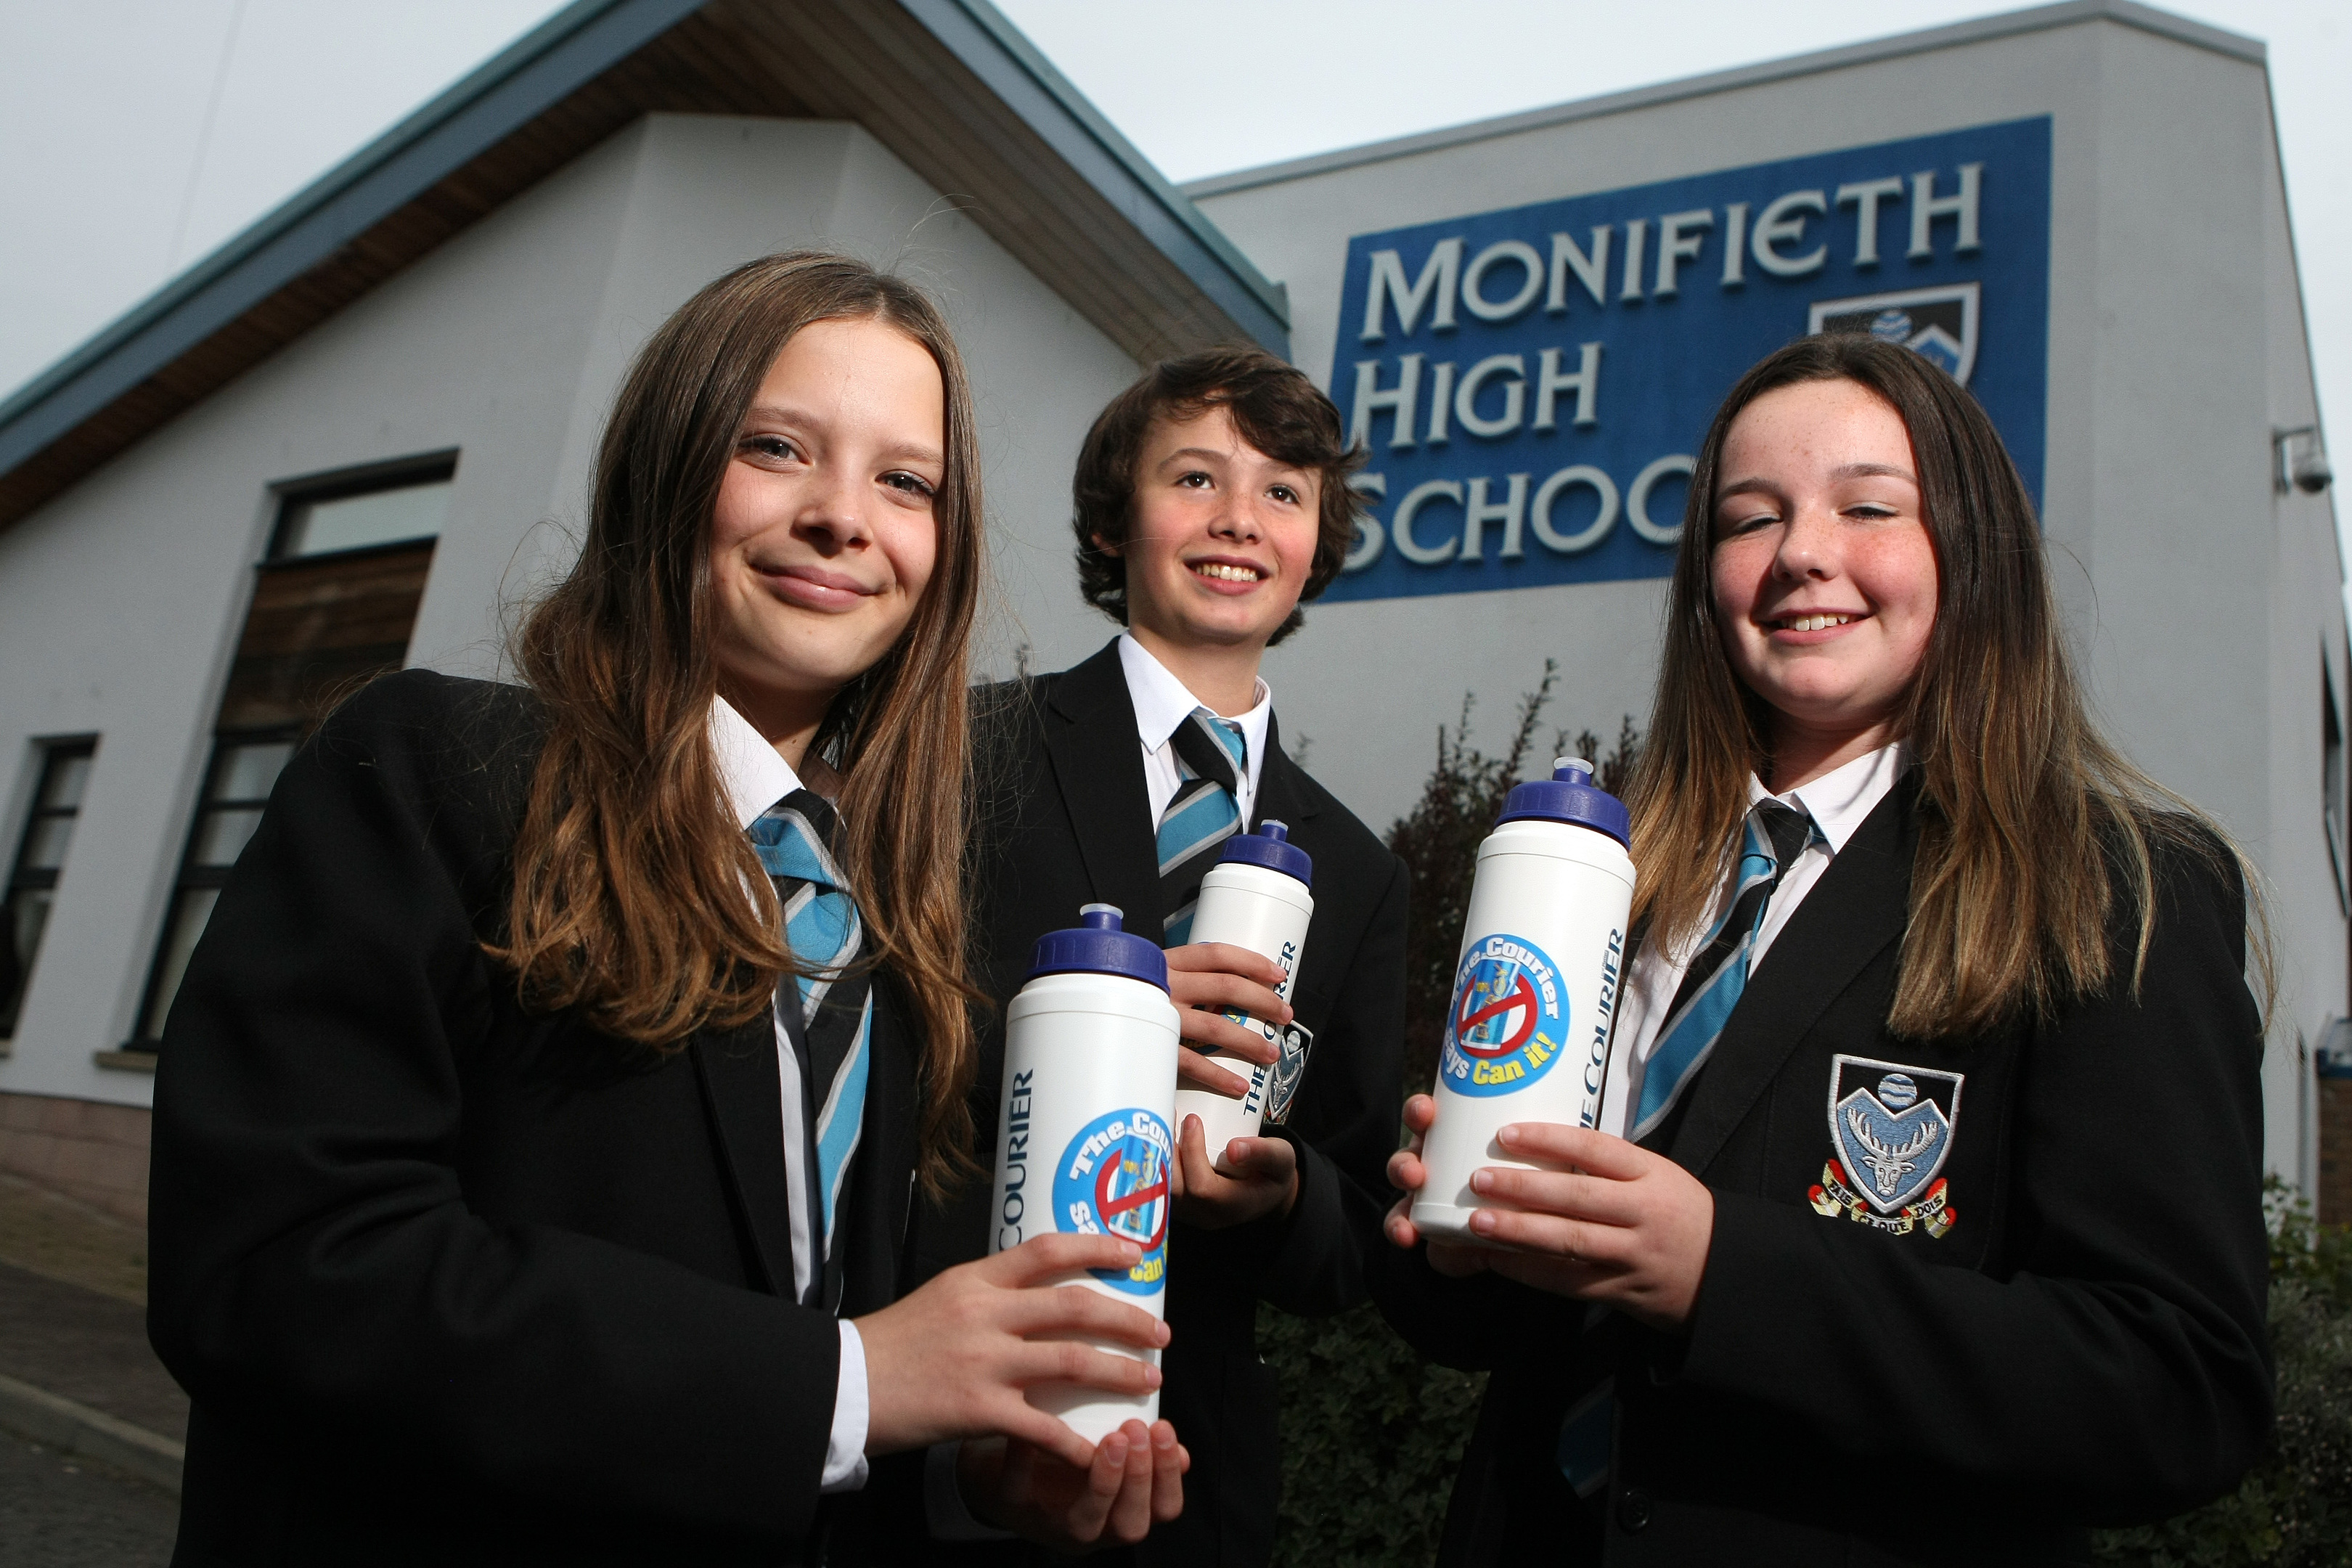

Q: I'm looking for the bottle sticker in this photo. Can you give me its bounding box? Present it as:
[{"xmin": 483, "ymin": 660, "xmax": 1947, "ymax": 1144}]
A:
[
  {"xmin": 1440, "ymin": 934, "xmax": 1569, "ymax": 1097},
  {"xmin": 1053, "ymin": 1108, "xmax": 1173, "ymax": 1292}
]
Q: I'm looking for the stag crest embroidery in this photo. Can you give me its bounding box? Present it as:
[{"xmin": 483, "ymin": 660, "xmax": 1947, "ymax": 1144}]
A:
[
  {"xmin": 1808, "ymin": 1055, "xmax": 1964, "ymax": 1239},
  {"xmin": 1844, "ymin": 1103, "xmax": 1936, "ymax": 1196}
]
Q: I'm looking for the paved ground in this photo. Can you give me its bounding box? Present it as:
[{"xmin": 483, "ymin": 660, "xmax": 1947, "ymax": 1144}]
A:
[
  {"xmin": 0, "ymin": 1169, "xmax": 185, "ymax": 1444},
  {"xmin": 0, "ymin": 1172, "xmax": 149, "ymax": 1305},
  {"xmin": 0, "ymin": 1169, "xmax": 184, "ymax": 1557},
  {"xmin": 0, "ymin": 1262, "xmax": 188, "ymax": 1442},
  {"xmin": 0, "ymin": 1429, "xmax": 176, "ymax": 1567}
]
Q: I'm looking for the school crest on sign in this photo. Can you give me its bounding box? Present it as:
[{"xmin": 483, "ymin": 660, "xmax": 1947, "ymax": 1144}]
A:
[
  {"xmin": 1808, "ymin": 1055, "xmax": 1964, "ymax": 1239},
  {"xmin": 1810, "ymin": 282, "xmax": 1981, "ymax": 385}
]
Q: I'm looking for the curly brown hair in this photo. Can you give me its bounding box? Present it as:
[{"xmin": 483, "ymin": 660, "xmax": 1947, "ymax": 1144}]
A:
[{"xmin": 1072, "ymin": 346, "xmax": 1365, "ymax": 646}]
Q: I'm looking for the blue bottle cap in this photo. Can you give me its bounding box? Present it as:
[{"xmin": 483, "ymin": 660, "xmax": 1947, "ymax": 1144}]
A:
[
  {"xmin": 1214, "ymin": 819, "xmax": 1312, "ymax": 889},
  {"xmin": 1026, "ymin": 903, "xmax": 1170, "ymax": 991},
  {"xmin": 1495, "ymin": 756, "xmax": 1631, "ymax": 846}
]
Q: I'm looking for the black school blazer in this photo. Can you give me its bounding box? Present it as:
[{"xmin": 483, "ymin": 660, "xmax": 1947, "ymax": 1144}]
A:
[
  {"xmin": 1373, "ymin": 775, "xmax": 2272, "ymax": 1567},
  {"xmin": 910, "ymin": 639, "xmax": 1408, "ymax": 1568},
  {"xmin": 149, "ymin": 670, "xmax": 924, "ymax": 1566}
]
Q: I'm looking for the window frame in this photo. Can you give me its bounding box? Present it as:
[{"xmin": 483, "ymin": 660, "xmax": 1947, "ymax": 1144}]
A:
[
  {"xmin": 128, "ymin": 452, "xmax": 457, "ymax": 1052},
  {"xmin": 266, "ymin": 449, "xmax": 458, "ymax": 563},
  {"xmin": 2, "ymin": 736, "xmax": 99, "ymax": 1040},
  {"xmin": 128, "ymin": 726, "xmax": 304, "ymax": 1048}
]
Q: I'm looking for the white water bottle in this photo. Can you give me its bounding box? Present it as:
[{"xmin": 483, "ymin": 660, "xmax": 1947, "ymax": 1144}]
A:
[
  {"xmin": 989, "ymin": 903, "xmax": 1180, "ymax": 1442},
  {"xmin": 1411, "ymin": 759, "xmax": 1636, "ymax": 1248},
  {"xmin": 1172, "ymin": 820, "xmax": 1315, "ymax": 1160}
]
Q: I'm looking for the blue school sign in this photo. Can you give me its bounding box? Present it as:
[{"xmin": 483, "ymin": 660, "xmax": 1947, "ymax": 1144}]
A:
[{"xmin": 1326, "ymin": 116, "xmax": 2050, "ymax": 603}]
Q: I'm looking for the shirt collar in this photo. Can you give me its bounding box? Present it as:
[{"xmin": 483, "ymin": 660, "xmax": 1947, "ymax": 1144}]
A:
[
  {"xmin": 1116, "ymin": 632, "xmax": 1273, "ymax": 767},
  {"xmin": 1746, "ymin": 740, "xmax": 1908, "ymax": 855},
  {"xmin": 709, "ymin": 694, "xmax": 804, "ymax": 830}
]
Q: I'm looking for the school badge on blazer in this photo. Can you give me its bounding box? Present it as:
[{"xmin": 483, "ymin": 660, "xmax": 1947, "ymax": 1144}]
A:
[
  {"xmin": 1262, "ymin": 1021, "xmax": 1315, "ymax": 1125},
  {"xmin": 1808, "ymin": 1055, "xmax": 1963, "ymax": 1239}
]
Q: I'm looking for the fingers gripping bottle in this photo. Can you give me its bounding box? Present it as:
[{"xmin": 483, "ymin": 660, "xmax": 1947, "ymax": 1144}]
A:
[
  {"xmin": 989, "ymin": 904, "xmax": 1181, "ymax": 1442},
  {"xmin": 1410, "ymin": 759, "xmax": 1636, "ymax": 1248},
  {"xmin": 1171, "ymin": 821, "xmax": 1315, "ymax": 1159}
]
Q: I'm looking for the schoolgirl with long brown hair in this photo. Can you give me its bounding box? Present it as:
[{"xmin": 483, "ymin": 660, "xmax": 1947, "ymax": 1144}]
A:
[
  {"xmin": 149, "ymin": 252, "xmax": 1185, "ymax": 1565},
  {"xmin": 1379, "ymin": 335, "xmax": 2274, "ymax": 1564}
]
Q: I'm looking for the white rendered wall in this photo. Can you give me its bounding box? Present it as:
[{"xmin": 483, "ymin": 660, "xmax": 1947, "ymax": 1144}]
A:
[
  {"xmin": 1196, "ymin": 15, "xmax": 2343, "ymax": 1183},
  {"xmin": 0, "ymin": 113, "xmax": 1139, "ymax": 1108}
]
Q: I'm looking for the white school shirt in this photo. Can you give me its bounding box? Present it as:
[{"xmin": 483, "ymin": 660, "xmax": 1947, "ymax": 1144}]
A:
[
  {"xmin": 1119, "ymin": 633, "xmax": 1273, "ymax": 829},
  {"xmin": 1597, "ymin": 741, "xmax": 1910, "ymax": 1140},
  {"xmin": 709, "ymin": 695, "xmax": 869, "ymax": 1493}
]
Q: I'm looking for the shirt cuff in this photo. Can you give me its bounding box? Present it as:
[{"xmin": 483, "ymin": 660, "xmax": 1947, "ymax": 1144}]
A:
[
  {"xmin": 925, "ymin": 1441, "xmax": 1016, "ymax": 1540},
  {"xmin": 822, "ymin": 1319, "xmax": 871, "ymax": 1493}
]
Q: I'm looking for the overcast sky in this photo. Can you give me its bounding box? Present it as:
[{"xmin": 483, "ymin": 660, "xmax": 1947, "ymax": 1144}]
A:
[{"xmin": 2, "ymin": 0, "xmax": 2344, "ymax": 475}]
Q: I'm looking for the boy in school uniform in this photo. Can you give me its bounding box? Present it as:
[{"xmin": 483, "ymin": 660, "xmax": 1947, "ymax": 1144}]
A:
[{"xmin": 925, "ymin": 347, "xmax": 1408, "ymax": 1566}]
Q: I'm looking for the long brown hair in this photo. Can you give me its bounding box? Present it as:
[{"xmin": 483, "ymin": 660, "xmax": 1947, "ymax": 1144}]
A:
[
  {"xmin": 494, "ymin": 251, "xmax": 983, "ymax": 1192},
  {"xmin": 1629, "ymin": 335, "xmax": 2263, "ymax": 1037}
]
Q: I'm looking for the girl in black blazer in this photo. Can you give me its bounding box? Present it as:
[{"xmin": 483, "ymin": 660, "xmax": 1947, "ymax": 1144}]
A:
[
  {"xmin": 148, "ymin": 253, "xmax": 1183, "ymax": 1566},
  {"xmin": 1379, "ymin": 335, "xmax": 2273, "ymax": 1565}
]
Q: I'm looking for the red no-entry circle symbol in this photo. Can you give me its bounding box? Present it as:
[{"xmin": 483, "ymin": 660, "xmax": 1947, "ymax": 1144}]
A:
[
  {"xmin": 1454, "ymin": 968, "xmax": 1540, "ymax": 1059},
  {"xmin": 1095, "ymin": 1143, "xmax": 1169, "ymax": 1252}
]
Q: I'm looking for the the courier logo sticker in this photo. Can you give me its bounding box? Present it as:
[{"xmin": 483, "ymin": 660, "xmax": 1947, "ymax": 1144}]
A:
[
  {"xmin": 1054, "ymin": 1109, "xmax": 1173, "ymax": 1293},
  {"xmin": 1440, "ymin": 934, "xmax": 1568, "ymax": 1096},
  {"xmin": 1808, "ymin": 1055, "xmax": 1964, "ymax": 1239}
]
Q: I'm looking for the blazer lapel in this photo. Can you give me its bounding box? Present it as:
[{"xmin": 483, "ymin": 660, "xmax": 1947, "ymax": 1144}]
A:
[
  {"xmin": 1042, "ymin": 640, "xmax": 1164, "ymax": 932},
  {"xmin": 1251, "ymin": 714, "xmax": 1321, "ymax": 835},
  {"xmin": 1667, "ymin": 775, "xmax": 1921, "ymax": 1180},
  {"xmin": 690, "ymin": 1013, "xmax": 796, "ymax": 1298}
]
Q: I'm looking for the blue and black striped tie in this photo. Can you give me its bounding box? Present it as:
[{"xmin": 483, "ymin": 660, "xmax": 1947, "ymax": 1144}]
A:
[
  {"xmin": 1156, "ymin": 709, "xmax": 1248, "ymax": 946},
  {"xmin": 746, "ymin": 788, "xmax": 870, "ymax": 1303},
  {"xmin": 1630, "ymin": 799, "xmax": 1815, "ymax": 1143}
]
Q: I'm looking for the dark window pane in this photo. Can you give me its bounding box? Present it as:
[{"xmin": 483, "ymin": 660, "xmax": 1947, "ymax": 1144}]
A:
[
  {"xmin": 7, "ymin": 889, "xmax": 46, "ymax": 968},
  {"xmin": 1, "ymin": 887, "xmax": 53, "ymax": 1034},
  {"xmin": 226, "ymin": 542, "xmax": 433, "ymax": 732},
  {"xmin": 189, "ymin": 808, "xmax": 266, "ymax": 868},
  {"xmin": 4, "ymin": 743, "xmax": 93, "ymax": 1035},
  {"xmin": 141, "ymin": 887, "xmax": 220, "ymax": 1042},
  {"xmin": 19, "ymin": 815, "xmax": 74, "ymax": 872},
  {"xmin": 38, "ymin": 752, "xmax": 92, "ymax": 812},
  {"xmin": 211, "ymin": 740, "xmax": 295, "ymax": 803}
]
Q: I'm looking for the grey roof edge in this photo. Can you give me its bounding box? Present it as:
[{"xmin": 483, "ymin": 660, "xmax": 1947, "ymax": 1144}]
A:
[
  {"xmin": 1182, "ymin": 0, "xmax": 2263, "ymax": 200},
  {"xmin": 0, "ymin": 0, "xmax": 698, "ymax": 475},
  {"xmin": 912, "ymin": 0, "xmax": 1289, "ymax": 351}
]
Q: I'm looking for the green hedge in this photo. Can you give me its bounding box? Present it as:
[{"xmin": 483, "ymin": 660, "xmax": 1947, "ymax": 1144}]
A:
[{"xmin": 1259, "ymin": 1302, "xmax": 1483, "ymax": 1567}]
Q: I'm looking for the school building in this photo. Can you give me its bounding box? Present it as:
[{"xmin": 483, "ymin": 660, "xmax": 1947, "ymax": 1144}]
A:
[{"xmin": 0, "ymin": 0, "xmax": 2341, "ymax": 1224}]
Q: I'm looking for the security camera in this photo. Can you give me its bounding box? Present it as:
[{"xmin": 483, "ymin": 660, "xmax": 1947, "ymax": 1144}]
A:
[
  {"xmin": 2294, "ymin": 449, "xmax": 2333, "ymax": 495},
  {"xmin": 2275, "ymin": 426, "xmax": 2333, "ymax": 496}
]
